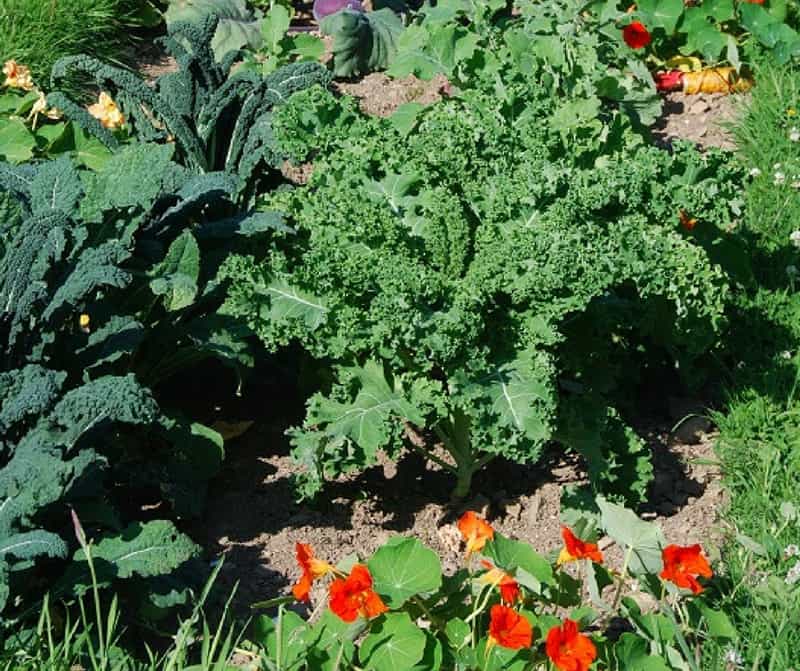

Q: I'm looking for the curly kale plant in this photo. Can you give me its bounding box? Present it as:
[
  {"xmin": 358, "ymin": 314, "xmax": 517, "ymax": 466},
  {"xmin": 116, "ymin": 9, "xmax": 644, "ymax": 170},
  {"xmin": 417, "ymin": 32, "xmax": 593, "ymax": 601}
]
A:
[
  {"xmin": 221, "ymin": 85, "xmax": 742, "ymax": 503},
  {"xmin": 0, "ymin": 142, "xmax": 291, "ymax": 621},
  {"xmin": 46, "ymin": 14, "xmax": 330, "ymax": 204}
]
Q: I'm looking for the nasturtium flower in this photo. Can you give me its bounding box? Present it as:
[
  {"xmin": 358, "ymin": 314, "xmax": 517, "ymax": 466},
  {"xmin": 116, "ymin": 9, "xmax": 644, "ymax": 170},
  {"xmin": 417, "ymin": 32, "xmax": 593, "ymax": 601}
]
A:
[
  {"xmin": 654, "ymin": 70, "xmax": 684, "ymax": 92},
  {"xmin": 660, "ymin": 544, "xmax": 712, "ymax": 594},
  {"xmin": 558, "ymin": 527, "xmax": 603, "ymax": 565},
  {"xmin": 291, "ymin": 542, "xmax": 333, "ymax": 602},
  {"xmin": 487, "ymin": 604, "xmax": 532, "ymax": 650},
  {"xmin": 622, "ymin": 21, "xmax": 651, "ymax": 49},
  {"xmin": 480, "ymin": 560, "xmax": 521, "ymax": 603},
  {"xmin": 328, "ymin": 564, "xmax": 387, "ymax": 622},
  {"xmin": 457, "ymin": 511, "xmax": 494, "ymax": 556},
  {"xmin": 545, "ymin": 619, "xmax": 597, "ymax": 671},
  {"xmin": 2, "ymin": 60, "xmax": 34, "ymax": 91},
  {"xmin": 87, "ymin": 92, "xmax": 125, "ymax": 130}
]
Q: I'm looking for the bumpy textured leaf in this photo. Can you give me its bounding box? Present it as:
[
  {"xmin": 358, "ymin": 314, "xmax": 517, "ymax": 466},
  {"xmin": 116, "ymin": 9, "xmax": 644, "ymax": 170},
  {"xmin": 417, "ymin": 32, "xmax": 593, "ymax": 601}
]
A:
[
  {"xmin": 79, "ymin": 144, "xmax": 179, "ymax": 223},
  {"xmin": 42, "ymin": 240, "xmax": 132, "ymax": 320},
  {"xmin": 0, "ymin": 530, "xmax": 67, "ymax": 562},
  {"xmin": 27, "ymin": 156, "xmax": 83, "ymax": 216},
  {"xmin": 0, "ymin": 365, "xmax": 66, "ymax": 433},
  {"xmin": 49, "ymin": 375, "xmax": 159, "ymax": 445},
  {"xmin": 62, "ymin": 520, "xmax": 200, "ymax": 593}
]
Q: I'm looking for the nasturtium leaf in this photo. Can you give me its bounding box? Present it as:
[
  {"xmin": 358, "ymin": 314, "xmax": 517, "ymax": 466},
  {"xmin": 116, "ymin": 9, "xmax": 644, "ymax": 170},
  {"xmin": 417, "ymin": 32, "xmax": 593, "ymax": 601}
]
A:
[
  {"xmin": 360, "ymin": 612, "xmax": 426, "ymax": 671},
  {"xmin": 368, "ymin": 536, "xmax": 442, "ymax": 607},
  {"xmin": 637, "ymin": 0, "xmax": 684, "ymax": 34},
  {"xmin": 411, "ymin": 632, "xmax": 443, "ymax": 671},
  {"xmin": 614, "ymin": 632, "xmax": 671, "ymax": 671},
  {"xmin": 483, "ymin": 532, "xmax": 554, "ymax": 587},
  {"xmin": 597, "ymin": 497, "xmax": 665, "ymax": 575},
  {"xmin": 0, "ymin": 118, "xmax": 35, "ymax": 164}
]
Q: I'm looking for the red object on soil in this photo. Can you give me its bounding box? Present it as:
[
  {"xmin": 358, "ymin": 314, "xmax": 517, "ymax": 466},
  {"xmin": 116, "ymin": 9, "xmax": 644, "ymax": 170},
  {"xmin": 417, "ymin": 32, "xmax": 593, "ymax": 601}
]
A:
[
  {"xmin": 292, "ymin": 542, "xmax": 333, "ymax": 602},
  {"xmin": 660, "ymin": 544, "xmax": 713, "ymax": 594},
  {"xmin": 546, "ymin": 619, "xmax": 597, "ymax": 671},
  {"xmin": 623, "ymin": 21, "xmax": 652, "ymax": 49},
  {"xmin": 654, "ymin": 70, "xmax": 685, "ymax": 92},
  {"xmin": 328, "ymin": 564, "xmax": 387, "ymax": 622},
  {"xmin": 488, "ymin": 605, "xmax": 533, "ymax": 650}
]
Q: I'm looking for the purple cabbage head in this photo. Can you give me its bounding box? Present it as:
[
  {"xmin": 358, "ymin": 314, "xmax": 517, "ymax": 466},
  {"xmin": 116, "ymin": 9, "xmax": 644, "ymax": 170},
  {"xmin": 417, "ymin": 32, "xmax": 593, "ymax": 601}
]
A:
[{"xmin": 313, "ymin": 0, "xmax": 364, "ymax": 21}]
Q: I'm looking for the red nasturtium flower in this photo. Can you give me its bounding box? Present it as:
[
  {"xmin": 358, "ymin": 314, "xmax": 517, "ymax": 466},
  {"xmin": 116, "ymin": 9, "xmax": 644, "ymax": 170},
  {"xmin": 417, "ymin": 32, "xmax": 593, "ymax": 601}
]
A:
[
  {"xmin": 328, "ymin": 564, "xmax": 388, "ymax": 622},
  {"xmin": 546, "ymin": 619, "xmax": 597, "ymax": 671},
  {"xmin": 480, "ymin": 560, "xmax": 522, "ymax": 603},
  {"xmin": 558, "ymin": 526, "xmax": 604, "ymax": 565},
  {"xmin": 457, "ymin": 511, "xmax": 494, "ymax": 556},
  {"xmin": 292, "ymin": 543, "xmax": 333, "ymax": 602},
  {"xmin": 660, "ymin": 544, "xmax": 713, "ymax": 594},
  {"xmin": 623, "ymin": 21, "xmax": 652, "ymax": 49},
  {"xmin": 487, "ymin": 604, "xmax": 533, "ymax": 650}
]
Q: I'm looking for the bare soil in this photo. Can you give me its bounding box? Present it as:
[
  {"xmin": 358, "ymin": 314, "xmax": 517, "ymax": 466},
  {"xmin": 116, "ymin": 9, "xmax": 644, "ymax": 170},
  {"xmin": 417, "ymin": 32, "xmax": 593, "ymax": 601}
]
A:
[{"xmin": 201, "ymin": 401, "xmax": 724, "ymax": 612}]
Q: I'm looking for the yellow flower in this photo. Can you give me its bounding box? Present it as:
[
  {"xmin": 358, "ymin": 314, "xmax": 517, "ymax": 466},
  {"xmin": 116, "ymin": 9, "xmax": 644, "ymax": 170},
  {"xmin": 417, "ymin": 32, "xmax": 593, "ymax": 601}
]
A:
[
  {"xmin": 3, "ymin": 60, "xmax": 34, "ymax": 91},
  {"xmin": 788, "ymin": 108, "xmax": 797, "ymax": 117},
  {"xmin": 87, "ymin": 92, "xmax": 124, "ymax": 130},
  {"xmin": 79, "ymin": 314, "xmax": 90, "ymax": 333}
]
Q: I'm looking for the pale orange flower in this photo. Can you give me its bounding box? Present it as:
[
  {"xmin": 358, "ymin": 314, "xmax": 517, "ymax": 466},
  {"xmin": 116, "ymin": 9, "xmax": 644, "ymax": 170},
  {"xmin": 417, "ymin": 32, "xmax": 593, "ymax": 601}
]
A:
[
  {"xmin": 3, "ymin": 60, "xmax": 34, "ymax": 91},
  {"xmin": 87, "ymin": 92, "xmax": 124, "ymax": 130}
]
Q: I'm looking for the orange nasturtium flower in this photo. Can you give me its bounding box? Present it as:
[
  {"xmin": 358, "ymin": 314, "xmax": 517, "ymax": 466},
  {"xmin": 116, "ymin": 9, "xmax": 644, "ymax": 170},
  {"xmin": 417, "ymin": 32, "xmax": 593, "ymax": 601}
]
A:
[
  {"xmin": 622, "ymin": 21, "xmax": 651, "ymax": 49},
  {"xmin": 291, "ymin": 542, "xmax": 333, "ymax": 602},
  {"xmin": 660, "ymin": 544, "xmax": 712, "ymax": 594},
  {"xmin": 487, "ymin": 604, "xmax": 532, "ymax": 651},
  {"xmin": 558, "ymin": 526, "xmax": 603, "ymax": 565},
  {"xmin": 480, "ymin": 560, "xmax": 521, "ymax": 604},
  {"xmin": 87, "ymin": 92, "xmax": 125, "ymax": 130},
  {"xmin": 2, "ymin": 60, "xmax": 34, "ymax": 91},
  {"xmin": 328, "ymin": 564, "xmax": 387, "ymax": 622},
  {"xmin": 457, "ymin": 511, "xmax": 494, "ymax": 556},
  {"xmin": 546, "ymin": 619, "xmax": 597, "ymax": 671}
]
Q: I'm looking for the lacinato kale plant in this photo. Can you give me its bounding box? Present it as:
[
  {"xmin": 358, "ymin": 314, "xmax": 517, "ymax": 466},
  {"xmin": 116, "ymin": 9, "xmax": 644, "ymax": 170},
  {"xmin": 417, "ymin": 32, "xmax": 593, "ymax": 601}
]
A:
[
  {"xmin": 0, "ymin": 140, "xmax": 296, "ymax": 624},
  {"xmin": 47, "ymin": 14, "xmax": 331, "ymax": 205},
  {"xmin": 221, "ymin": 84, "xmax": 743, "ymax": 503}
]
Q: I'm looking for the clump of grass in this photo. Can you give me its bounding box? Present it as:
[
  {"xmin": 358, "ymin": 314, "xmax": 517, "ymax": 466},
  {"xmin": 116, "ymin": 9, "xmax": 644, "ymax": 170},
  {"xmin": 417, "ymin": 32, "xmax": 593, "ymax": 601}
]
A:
[
  {"xmin": 0, "ymin": 0, "xmax": 148, "ymax": 88},
  {"xmin": 702, "ymin": 61, "xmax": 800, "ymax": 670}
]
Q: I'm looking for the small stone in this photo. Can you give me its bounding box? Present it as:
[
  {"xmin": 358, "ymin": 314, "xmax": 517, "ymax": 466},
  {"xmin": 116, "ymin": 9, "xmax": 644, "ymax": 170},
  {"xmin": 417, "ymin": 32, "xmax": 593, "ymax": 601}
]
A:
[
  {"xmin": 696, "ymin": 125, "xmax": 708, "ymax": 137},
  {"xmin": 690, "ymin": 100, "xmax": 710, "ymax": 114}
]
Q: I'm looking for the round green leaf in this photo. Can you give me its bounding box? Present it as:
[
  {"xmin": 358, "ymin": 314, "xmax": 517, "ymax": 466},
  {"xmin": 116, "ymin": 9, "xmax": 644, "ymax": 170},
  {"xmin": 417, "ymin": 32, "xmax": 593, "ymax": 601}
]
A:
[
  {"xmin": 368, "ymin": 536, "xmax": 442, "ymax": 607},
  {"xmin": 360, "ymin": 612, "xmax": 426, "ymax": 671}
]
